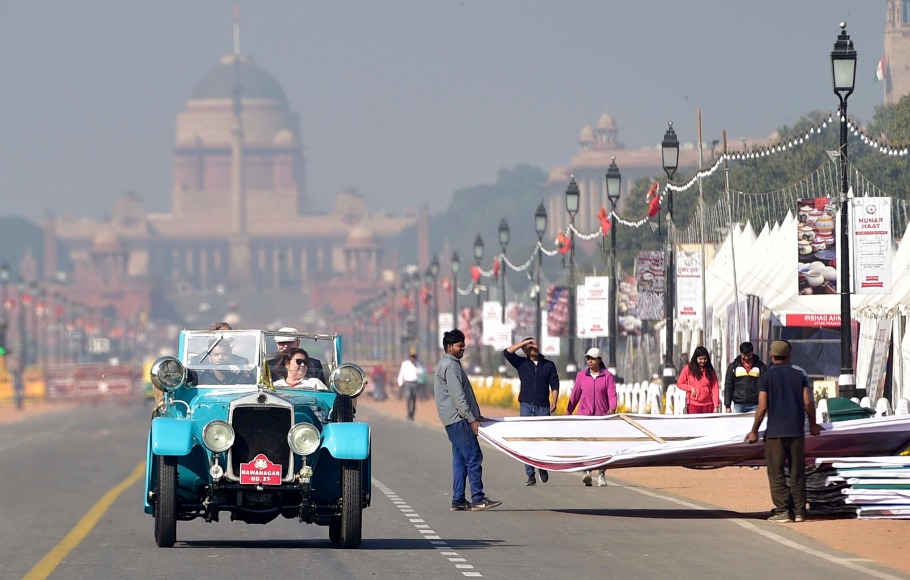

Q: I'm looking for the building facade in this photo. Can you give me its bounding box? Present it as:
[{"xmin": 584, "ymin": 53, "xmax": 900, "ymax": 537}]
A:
[{"xmin": 45, "ymin": 51, "xmax": 417, "ymax": 327}]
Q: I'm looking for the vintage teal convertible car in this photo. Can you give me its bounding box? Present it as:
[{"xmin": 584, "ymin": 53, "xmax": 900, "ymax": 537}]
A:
[{"xmin": 143, "ymin": 329, "xmax": 370, "ymax": 548}]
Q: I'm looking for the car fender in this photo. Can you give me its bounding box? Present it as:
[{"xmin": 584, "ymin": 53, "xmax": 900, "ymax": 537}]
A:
[
  {"xmin": 321, "ymin": 422, "xmax": 370, "ymax": 460},
  {"xmin": 151, "ymin": 416, "xmax": 194, "ymax": 456}
]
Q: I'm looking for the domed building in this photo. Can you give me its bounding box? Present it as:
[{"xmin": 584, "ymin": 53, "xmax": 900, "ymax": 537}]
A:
[{"xmin": 45, "ymin": 46, "xmax": 418, "ymax": 326}]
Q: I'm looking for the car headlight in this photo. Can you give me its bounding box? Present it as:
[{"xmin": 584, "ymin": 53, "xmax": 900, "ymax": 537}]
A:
[
  {"xmin": 202, "ymin": 420, "xmax": 235, "ymax": 453},
  {"xmin": 150, "ymin": 356, "xmax": 186, "ymax": 392},
  {"xmin": 288, "ymin": 422, "xmax": 321, "ymax": 456},
  {"xmin": 329, "ymin": 364, "xmax": 366, "ymax": 398}
]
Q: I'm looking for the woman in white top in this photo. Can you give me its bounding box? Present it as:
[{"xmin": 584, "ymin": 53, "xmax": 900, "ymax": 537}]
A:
[{"xmin": 273, "ymin": 348, "xmax": 328, "ymax": 391}]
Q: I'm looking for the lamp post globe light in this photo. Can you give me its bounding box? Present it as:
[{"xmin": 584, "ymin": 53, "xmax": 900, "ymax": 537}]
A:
[
  {"xmin": 534, "ymin": 201, "xmax": 548, "ymax": 344},
  {"xmin": 832, "ymin": 21, "xmax": 858, "ymax": 398},
  {"xmin": 565, "ymin": 177, "xmax": 580, "ymax": 373},
  {"xmin": 661, "ymin": 122, "xmax": 679, "ymax": 386},
  {"xmin": 451, "ymin": 251, "xmax": 460, "ymax": 328},
  {"xmin": 606, "ymin": 158, "xmax": 622, "ymax": 374},
  {"xmin": 498, "ymin": 218, "xmax": 510, "ymax": 323}
]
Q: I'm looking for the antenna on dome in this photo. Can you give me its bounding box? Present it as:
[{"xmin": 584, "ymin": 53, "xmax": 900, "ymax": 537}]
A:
[{"xmin": 232, "ymin": 1, "xmax": 241, "ymax": 56}]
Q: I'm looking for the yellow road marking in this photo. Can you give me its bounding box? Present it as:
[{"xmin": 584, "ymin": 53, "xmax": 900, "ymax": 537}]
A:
[{"xmin": 24, "ymin": 461, "xmax": 145, "ymax": 580}]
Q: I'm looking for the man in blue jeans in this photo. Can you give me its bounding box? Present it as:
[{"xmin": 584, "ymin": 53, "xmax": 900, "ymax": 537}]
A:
[
  {"xmin": 434, "ymin": 329, "xmax": 501, "ymax": 512},
  {"xmin": 504, "ymin": 337, "xmax": 560, "ymax": 486}
]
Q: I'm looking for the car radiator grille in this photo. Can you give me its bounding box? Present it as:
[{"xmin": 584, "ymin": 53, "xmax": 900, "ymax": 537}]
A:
[{"xmin": 231, "ymin": 406, "xmax": 293, "ymax": 477}]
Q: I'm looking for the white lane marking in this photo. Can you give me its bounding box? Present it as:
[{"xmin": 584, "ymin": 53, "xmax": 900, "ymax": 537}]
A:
[
  {"xmin": 374, "ymin": 478, "xmax": 484, "ymax": 577},
  {"xmin": 626, "ymin": 485, "xmax": 904, "ymax": 580}
]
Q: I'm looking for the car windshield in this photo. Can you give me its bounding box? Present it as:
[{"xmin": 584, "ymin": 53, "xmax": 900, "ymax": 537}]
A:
[{"xmin": 183, "ymin": 331, "xmax": 260, "ymax": 386}]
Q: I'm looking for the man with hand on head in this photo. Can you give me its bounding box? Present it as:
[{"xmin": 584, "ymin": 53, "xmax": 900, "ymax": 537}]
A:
[{"xmin": 503, "ymin": 337, "xmax": 560, "ymax": 486}]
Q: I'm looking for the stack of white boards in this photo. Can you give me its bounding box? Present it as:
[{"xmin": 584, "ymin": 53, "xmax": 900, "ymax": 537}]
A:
[{"xmin": 816, "ymin": 456, "xmax": 910, "ymax": 519}]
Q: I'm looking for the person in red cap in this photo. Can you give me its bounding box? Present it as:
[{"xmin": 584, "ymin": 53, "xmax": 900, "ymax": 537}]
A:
[{"xmin": 567, "ymin": 347, "xmax": 616, "ymax": 487}]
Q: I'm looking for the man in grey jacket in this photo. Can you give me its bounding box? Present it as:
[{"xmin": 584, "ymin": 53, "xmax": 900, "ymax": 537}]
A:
[{"xmin": 435, "ymin": 329, "xmax": 501, "ymax": 512}]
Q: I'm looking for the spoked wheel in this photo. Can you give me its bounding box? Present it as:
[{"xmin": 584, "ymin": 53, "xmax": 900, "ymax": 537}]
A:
[
  {"xmin": 154, "ymin": 455, "xmax": 177, "ymax": 547},
  {"xmin": 339, "ymin": 459, "xmax": 363, "ymax": 548},
  {"xmin": 333, "ymin": 395, "xmax": 354, "ymax": 423}
]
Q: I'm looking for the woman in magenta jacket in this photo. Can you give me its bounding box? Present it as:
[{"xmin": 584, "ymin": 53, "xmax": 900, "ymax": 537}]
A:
[
  {"xmin": 676, "ymin": 346, "xmax": 719, "ymax": 414},
  {"xmin": 567, "ymin": 347, "xmax": 616, "ymax": 486}
]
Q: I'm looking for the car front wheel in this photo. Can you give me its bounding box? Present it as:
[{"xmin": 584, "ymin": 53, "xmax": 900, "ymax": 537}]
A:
[
  {"xmin": 154, "ymin": 455, "xmax": 177, "ymax": 547},
  {"xmin": 339, "ymin": 459, "xmax": 362, "ymax": 548}
]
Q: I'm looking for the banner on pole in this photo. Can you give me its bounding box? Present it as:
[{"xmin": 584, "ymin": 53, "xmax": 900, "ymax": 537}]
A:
[
  {"xmin": 675, "ymin": 250, "xmax": 702, "ymax": 320},
  {"xmin": 582, "ymin": 276, "xmax": 610, "ymax": 337},
  {"xmin": 851, "ymin": 196, "xmax": 892, "ymax": 294}
]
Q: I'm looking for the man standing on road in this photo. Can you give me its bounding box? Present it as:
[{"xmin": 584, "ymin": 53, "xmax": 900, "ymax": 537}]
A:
[
  {"xmin": 503, "ymin": 337, "xmax": 559, "ymax": 486},
  {"xmin": 435, "ymin": 329, "xmax": 501, "ymax": 512},
  {"xmin": 724, "ymin": 341, "xmax": 767, "ymax": 413},
  {"xmin": 745, "ymin": 340, "xmax": 822, "ymax": 523}
]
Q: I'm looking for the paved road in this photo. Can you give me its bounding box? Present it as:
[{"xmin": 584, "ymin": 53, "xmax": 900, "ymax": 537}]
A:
[{"xmin": 0, "ymin": 401, "xmax": 905, "ymax": 580}]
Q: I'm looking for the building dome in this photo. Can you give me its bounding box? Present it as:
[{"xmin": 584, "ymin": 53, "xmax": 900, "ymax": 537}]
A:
[
  {"xmin": 92, "ymin": 229, "xmax": 122, "ymax": 252},
  {"xmin": 346, "ymin": 224, "xmax": 378, "ymax": 249},
  {"xmin": 579, "ymin": 125, "xmax": 595, "ymax": 143},
  {"xmin": 598, "ymin": 110, "xmax": 617, "ymax": 130},
  {"xmin": 190, "ymin": 55, "xmax": 288, "ymax": 104}
]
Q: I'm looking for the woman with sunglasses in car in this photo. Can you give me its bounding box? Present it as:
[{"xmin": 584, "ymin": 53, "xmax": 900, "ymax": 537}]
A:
[{"xmin": 274, "ymin": 348, "xmax": 329, "ymax": 391}]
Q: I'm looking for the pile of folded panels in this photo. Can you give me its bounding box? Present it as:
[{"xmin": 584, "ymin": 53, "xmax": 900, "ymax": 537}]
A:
[{"xmin": 816, "ymin": 456, "xmax": 910, "ymax": 519}]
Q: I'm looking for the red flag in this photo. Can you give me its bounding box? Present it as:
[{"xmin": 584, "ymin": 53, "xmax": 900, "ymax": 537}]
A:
[
  {"xmin": 597, "ymin": 207, "xmax": 611, "ymax": 236},
  {"xmin": 648, "ymin": 194, "xmax": 661, "ymax": 218},
  {"xmin": 556, "ymin": 232, "xmax": 571, "ymax": 254},
  {"xmin": 471, "ymin": 264, "xmax": 481, "ymax": 284},
  {"xmin": 493, "ymin": 258, "xmax": 500, "ymax": 279},
  {"xmin": 646, "ymin": 181, "xmax": 659, "ymax": 200}
]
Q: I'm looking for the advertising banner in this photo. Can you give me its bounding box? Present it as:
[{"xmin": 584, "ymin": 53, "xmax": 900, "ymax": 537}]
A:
[
  {"xmin": 797, "ymin": 197, "xmax": 837, "ymax": 295},
  {"xmin": 540, "ymin": 311, "xmax": 560, "ymax": 356},
  {"xmin": 675, "ymin": 250, "xmax": 702, "ymax": 320},
  {"xmin": 582, "ymin": 276, "xmax": 610, "ymax": 337},
  {"xmin": 851, "ymin": 197, "xmax": 892, "ymax": 294},
  {"xmin": 546, "ymin": 285, "xmax": 569, "ymax": 337},
  {"xmin": 482, "ymin": 301, "xmax": 504, "ymax": 347},
  {"xmin": 575, "ymin": 283, "xmax": 587, "ymax": 339},
  {"xmin": 437, "ymin": 312, "xmax": 453, "ymax": 348},
  {"xmin": 634, "ymin": 250, "xmax": 664, "ymax": 320}
]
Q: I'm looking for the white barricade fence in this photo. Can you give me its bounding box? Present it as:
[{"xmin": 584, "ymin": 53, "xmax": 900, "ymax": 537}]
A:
[
  {"xmin": 859, "ymin": 396, "xmax": 872, "ymax": 409},
  {"xmin": 815, "ymin": 398, "xmax": 828, "ymax": 425},
  {"xmin": 875, "ymin": 398, "xmax": 893, "ymax": 417},
  {"xmin": 647, "ymin": 383, "xmax": 662, "ymax": 415},
  {"xmin": 896, "ymin": 398, "xmax": 910, "ymax": 416}
]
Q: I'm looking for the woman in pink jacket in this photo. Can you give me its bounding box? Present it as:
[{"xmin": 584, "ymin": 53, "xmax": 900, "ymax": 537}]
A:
[
  {"xmin": 676, "ymin": 346, "xmax": 719, "ymax": 414},
  {"xmin": 567, "ymin": 347, "xmax": 617, "ymax": 487}
]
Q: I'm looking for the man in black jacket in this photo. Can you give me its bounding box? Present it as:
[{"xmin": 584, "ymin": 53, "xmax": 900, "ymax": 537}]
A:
[
  {"xmin": 504, "ymin": 337, "xmax": 560, "ymax": 486},
  {"xmin": 724, "ymin": 341, "xmax": 767, "ymax": 413}
]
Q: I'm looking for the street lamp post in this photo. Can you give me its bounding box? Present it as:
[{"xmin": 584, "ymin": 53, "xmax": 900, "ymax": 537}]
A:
[
  {"xmin": 474, "ymin": 235, "xmax": 485, "ymax": 373},
  {"xmin": 565, "ymin": 177, "xmax": 580, "ymax": 373},
  {"xmin": 534, "ymin": 202, "xmax": 548, "ymax": 342},
  {"xmin": 606, "ymin": 158, "xmax": 622, "ymax": 375},
  {"xmin": 661, "ymin": 123, "xmax": 680, "ymax": 387},
  {"xmin": 498, "ymin": 219, "xmax": 509, "ymax": 323},
  {"xmin": 0, "ymin": 262, "xmax": 9, "ymax": 351},
  {"xmin": 429, "ymin": 255, "xmax": 439, "ymax": 351},
  {"xmin": 451, "ymin": 251, "xmax": 460, "ymax": 327},
  {"xmin": 831, "ymin": 21, "xmax": 858, "ymax": 398}
]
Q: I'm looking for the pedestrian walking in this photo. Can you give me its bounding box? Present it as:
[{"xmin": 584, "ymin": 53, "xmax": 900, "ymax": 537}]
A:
[
  {"xmin": 724, "ymin": 341, "xmax": 767, "ymax": 413},
  {"xmin": 397, "ymin": 350, "xmax": 424, "ymax": 421},
  {"xmin": 677, "ymin": 346, "xmax": 720, "ymax": 414},
  {"xmin": 503, "ymin": 337, "xmax": 560, "ymax": 486},
  {"xmin": 745, "ymin": 340, "xmax": 823, "ymax": 523},
  {"xmin": 566, "ymin": 347, "xmax": 616, "ymax": 487},
  {"xmin": 434, "ymin": 329, "xmax": 501, "ymax": 512}
]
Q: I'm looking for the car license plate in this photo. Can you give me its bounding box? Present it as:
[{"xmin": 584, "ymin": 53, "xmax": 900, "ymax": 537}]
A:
[{"xmin": 239, "ymin": 453, "xmax": 282, "ymax": 485}]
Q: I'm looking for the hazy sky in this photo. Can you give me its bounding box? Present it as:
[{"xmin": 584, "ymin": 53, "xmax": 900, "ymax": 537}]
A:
[{"xmin": 0, "ymin": 1, "xmax": 887, "ymax": 222}]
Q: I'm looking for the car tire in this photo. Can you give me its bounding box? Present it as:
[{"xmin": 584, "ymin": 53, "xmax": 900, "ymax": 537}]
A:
[
  {"xmin": 154, "ymin": 455, "xmax": 178, "ymax": 548},
  {"xmin": 339, "ymin": 459, "xmax": 362, "ymax": 548},
  {"xmin": 333, "ymin": 395, "xmax": 354, "ymax": 423}
]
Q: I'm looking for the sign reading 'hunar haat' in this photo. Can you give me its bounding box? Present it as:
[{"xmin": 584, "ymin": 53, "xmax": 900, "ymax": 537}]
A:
[{"xmin": 850, "ymin": 197, "xmax": 892, "ymax": 294}]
